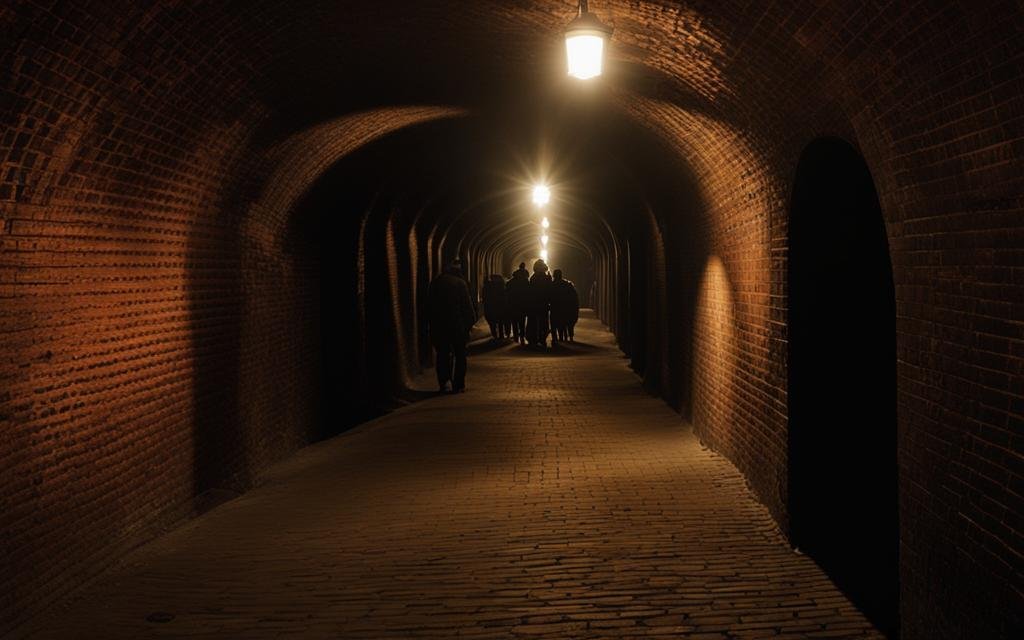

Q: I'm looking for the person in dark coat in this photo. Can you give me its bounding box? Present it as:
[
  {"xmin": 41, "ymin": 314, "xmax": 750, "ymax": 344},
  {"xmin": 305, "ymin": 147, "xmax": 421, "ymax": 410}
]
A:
[
  {"xmin": 527, "ymin": 259, "xmax": 553, "ymax": 347},
  {"xmin": 506, "ymin": 263, "xmax": 530, "ymax": 344},
  {"xmin": 566, "ymin": 277, "xmax": 580, "ymax": 341},
  {"xmin": 481, "ymin": 274, "xmax": 508, "ymax": 340},
  {"xmin": 511, "ymin": 262, "xmax": 529, "ymax": 280},
  {"xmin": 428, "ymin": 261, "xmax": 477, "ymax": 393},
  {"xmin": 549, "ymin": 277, "xmax": 564, "ymax": 343},
  {"xmin": 499, "ymin": 274, "xmax": 513, "ymax": 339},
  {"xmin": 550, "ymin": 269, "xmax": 580, "ymax": 342}
]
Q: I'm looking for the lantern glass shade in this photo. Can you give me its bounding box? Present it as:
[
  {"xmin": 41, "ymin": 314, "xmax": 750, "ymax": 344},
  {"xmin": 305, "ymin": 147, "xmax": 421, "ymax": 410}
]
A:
[
  {"xmin": 565, "ymin": 12, "xmax": 612, "ymax": 79},
  {"xmin": 566, "ymin": 33, "xmax": 604, "ymax": 79}
]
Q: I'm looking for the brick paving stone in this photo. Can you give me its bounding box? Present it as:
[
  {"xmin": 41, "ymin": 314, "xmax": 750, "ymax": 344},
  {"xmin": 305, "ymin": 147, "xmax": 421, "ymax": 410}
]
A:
[{"xmin": 17, "ymin": 312, "xmax": 883, "ymax": 639}]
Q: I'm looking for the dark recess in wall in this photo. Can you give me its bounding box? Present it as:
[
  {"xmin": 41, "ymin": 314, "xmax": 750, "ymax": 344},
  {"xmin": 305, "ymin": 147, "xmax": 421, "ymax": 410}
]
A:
[{"xmin": 788, "ymin": 137, "xmax": 898, "ymax": 638}]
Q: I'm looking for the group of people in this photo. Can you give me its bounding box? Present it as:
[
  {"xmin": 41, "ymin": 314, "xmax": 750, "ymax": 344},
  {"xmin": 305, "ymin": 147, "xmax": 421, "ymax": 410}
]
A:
[
  {"xmin": 481, "ymin": 259, "xmax": 580, "ymax": 348},
  {"xmin": 427, "ymin": 258, "xmax": 581, "ymax": 394}
]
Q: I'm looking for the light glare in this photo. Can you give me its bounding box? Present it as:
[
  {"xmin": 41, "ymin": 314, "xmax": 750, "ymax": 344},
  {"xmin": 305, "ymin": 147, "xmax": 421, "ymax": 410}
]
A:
[
  {"xmin": 540, "ymin": 249, "xmax": 549, "ymax": 261},
  {"xmin": 541, "ymin": 217, "xmax": 550, "ymax": 228},
  {"xmin": 541, "ymin": 235, "xmax": 549, "ymax": 246},
  {"xmin": 566, "ymin": 34, "xmax": 604, "ymax": 79},
  {"xmin": 532, "ymin": 184, "xmax": 551, "ymax": 206}
]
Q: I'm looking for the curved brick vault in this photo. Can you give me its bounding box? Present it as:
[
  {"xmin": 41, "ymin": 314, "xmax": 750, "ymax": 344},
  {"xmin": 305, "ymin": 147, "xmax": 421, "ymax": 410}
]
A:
[{"xmin": 1, "ymin": 1, "xmax": 1022, "ymax": 638}]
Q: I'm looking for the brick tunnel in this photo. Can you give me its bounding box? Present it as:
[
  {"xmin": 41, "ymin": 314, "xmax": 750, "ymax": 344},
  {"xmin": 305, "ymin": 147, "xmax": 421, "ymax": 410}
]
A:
[{"xmin": 1, "ymin": 2, "xmax": 1022, "ymax": 639}]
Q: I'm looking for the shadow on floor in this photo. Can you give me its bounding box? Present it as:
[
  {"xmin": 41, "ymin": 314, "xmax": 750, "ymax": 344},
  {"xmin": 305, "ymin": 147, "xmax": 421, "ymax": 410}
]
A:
[
  {"xmin": 393, "ymin": 387, "xmax": 449, "ymax": 404},
  {"xmin": 467, "ymin": 338, "xmax": 516, "ymax": 356},
  {"xmin": 498, "ymin": 340, "xmax": 604, "ymax": 358}
]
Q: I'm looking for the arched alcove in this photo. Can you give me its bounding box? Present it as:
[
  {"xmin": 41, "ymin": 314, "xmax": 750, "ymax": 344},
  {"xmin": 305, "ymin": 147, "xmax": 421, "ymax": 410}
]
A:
[{"xmin": 788, "ymin": 137, "xmax": 898, "ymax": 637}]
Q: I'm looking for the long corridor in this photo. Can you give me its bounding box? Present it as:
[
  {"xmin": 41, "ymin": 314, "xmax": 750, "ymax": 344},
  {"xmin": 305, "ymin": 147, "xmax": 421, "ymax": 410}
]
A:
[{"xmin": 22, "ymin": 313, "xmax": 880, "ymax": 639}]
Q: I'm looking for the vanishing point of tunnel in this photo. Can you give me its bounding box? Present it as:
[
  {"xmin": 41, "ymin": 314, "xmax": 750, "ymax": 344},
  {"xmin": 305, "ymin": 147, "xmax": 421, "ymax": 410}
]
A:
[{"xmin": 1, "ymin": 2, "xmax": 1022, "ymax": 639}]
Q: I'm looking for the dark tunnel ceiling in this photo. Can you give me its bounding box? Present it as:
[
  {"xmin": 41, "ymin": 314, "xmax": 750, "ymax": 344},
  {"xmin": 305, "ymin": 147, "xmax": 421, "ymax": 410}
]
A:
[
  {"xmin": 250, "ymin": 1, "xmax": 703, "ymax": 133},
  {"xmin": 237, "ymin": 0, "xmax": 773, "ymax": 244},
  {"xmin": 203, "ymin": 0, "xmax": 892, "ymax": 270},
  {"xmin": 294, "ymin": 103, "xmax": 704, "ymax": 264}
]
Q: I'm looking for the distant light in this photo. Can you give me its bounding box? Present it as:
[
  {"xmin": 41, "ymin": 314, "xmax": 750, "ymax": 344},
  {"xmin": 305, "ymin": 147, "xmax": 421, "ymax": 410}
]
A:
[
  {"xmin": 541, "ymin": 235, "xmax": 549, "ymax": 246},
  {"xmin": 532, "ymin": 184, "xmax": 551, "ymax": 206},
  {"xmin": 565, "ymin": 2, "xmax": 612, "ymax": 80},
  {"xmin": 541, "ymin": 217, "xmax": 550, "ymax": 229},
  {"xmin": 540, "ymin": 249, "xmax": 549, "ymax": 261}
]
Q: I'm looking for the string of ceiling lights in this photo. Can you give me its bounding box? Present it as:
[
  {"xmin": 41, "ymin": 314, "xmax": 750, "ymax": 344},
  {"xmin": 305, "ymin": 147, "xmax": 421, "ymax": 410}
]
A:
[
  {"xmin": 526, "ymin": 1, "xmax": 612, "ymax": 266},
  {"xmin": 532, "ymin": 184, "xmax": 551, "ymax": 262}
]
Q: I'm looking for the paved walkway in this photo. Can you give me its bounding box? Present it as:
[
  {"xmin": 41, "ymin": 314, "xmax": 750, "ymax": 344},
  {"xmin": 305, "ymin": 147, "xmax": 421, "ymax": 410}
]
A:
[{"xmin": 21, "ymin": 312, "xmax": 882, "ymax": 639}]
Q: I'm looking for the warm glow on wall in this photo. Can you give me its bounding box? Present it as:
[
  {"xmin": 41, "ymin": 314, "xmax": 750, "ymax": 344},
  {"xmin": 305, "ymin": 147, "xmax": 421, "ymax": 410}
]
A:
[{"xmin": 541, "ymin": 235, "xmax": 549, "ymax": 246}]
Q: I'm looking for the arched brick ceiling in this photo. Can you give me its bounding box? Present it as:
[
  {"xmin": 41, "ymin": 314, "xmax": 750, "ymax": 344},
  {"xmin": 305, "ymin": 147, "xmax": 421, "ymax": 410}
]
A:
[
  {"xmin": 214, "ymin": 0, "xmax": 831, "ymax": 282},
  {"xmin": 0, "ymin": 0, "xmax": 856, "ymax": 256},
  {"xmin": 9, "ymin": 0, "xmax": 1017, "ymax": 235},
  {"xmin": 291, "ymin": 96, "xmax": 694, "ymax": 279},
  {"xmin": 1, "ymin": 0, "xmax": 787, "ymax": 243},
  {"xmin": 244, "ymin": 106, "xmax": 468, "ymax": 241}
]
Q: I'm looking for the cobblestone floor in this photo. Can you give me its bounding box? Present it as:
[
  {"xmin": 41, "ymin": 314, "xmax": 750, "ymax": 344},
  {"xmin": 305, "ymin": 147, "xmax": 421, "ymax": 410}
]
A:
[{"xmin": 20, "ymin": 312, "xmax": 882, "ymax": 639}]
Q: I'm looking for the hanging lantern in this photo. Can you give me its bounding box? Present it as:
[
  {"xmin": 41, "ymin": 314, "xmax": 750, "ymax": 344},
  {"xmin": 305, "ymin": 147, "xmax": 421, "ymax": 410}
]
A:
[{"xmin": 565, "ymin": 1, "xmax": 613, "ymax": 80}]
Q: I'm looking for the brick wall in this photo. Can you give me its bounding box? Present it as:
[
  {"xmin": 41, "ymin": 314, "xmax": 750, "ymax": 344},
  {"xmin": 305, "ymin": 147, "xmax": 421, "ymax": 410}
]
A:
[
  {"xmin": 0, "ymin": 3, "xmax": 265, "ymax": 632},
  {"xmin": 0, "ymin": 3, "xmax": 463, "ymax": 633},
  {"xmin": 602, "ymin": 3, "xmax": 1023, "ymax": 637}
]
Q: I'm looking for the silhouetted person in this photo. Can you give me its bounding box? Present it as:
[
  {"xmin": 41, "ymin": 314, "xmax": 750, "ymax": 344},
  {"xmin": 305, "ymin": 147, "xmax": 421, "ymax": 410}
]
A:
[
  {"xmin": 506, "ymin": 263, "xmax": 530, "ymax": 344},
  {"xmin": 527, "ymin": 259, "xmax": 553, "ymax": 347},
  {"xmin": 481, "ymin": 274, "xmax": 508, "ymax": 340},
  {"xmin": 428, "ymin": 261, "xmax": 476, "ymax": 393},
  {"xmin": 500, "ymin": 275, "xmax": 514, "ymax": 339},
  {"xmin": 567, "ymin": 279, "xmax": 580, "ymax": 341},
  {"xmin": 550, "ymin": 269, "xmax": 579, "ymax": 342}
]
